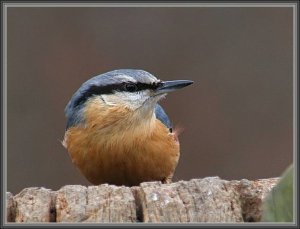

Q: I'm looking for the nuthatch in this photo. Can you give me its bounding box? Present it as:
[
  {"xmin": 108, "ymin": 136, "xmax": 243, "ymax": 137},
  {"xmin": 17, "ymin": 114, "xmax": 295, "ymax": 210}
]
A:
[{"xmin": 63, "ymin": 69, "xmax": 193, "ymax": 186}]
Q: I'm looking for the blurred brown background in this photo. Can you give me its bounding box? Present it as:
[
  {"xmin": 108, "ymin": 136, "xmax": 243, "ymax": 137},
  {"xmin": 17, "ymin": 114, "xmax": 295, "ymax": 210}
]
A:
[{"xmin": 7, "ymin": 6, "xmax": 293, "ymax": 194}]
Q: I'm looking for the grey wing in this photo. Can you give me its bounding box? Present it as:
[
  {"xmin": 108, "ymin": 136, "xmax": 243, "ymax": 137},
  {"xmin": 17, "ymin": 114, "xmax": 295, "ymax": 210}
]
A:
[{"xmin": 155, "ymin": 104, "xmax": 172, "ymax": 132}]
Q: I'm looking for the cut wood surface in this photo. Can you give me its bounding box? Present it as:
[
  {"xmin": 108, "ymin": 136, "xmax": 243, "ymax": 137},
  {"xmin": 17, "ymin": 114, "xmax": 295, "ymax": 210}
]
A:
[{"xmin": 6, "ymin": 177, "xmax": 279, "ymax": 223}]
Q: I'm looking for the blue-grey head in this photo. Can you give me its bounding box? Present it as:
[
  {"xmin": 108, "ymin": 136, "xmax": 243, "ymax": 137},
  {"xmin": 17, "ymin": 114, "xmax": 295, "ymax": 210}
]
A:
[{"xmin": 65, "ymin": 69, "xmax": 193, "ymax": 130}]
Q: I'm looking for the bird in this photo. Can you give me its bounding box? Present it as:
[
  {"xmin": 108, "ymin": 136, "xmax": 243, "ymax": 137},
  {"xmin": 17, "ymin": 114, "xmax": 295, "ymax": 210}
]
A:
[{"xmin": 63, "ymin": 69, "xmax": 193, "ymax": 186}]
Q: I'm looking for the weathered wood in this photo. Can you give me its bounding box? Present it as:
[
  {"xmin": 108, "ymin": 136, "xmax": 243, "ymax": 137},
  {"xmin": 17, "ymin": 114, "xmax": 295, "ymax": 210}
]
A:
[
  {"xmin": 136, "ymin": 178, "xmax": 243, "ymax": 222},
  {"xmin": 85, "ymin": 184, "xmax": 136, "ymax": 222},
  {"xmin": 56, "ymin": 185, "xmax": 87, "ymax": 222},
  {"xmin": 6, "ymin": 192, "xmax": 16, "ymax": 222},
  {"xmin": 13, "ymin": 187, "xmax": 56, "ymax": 222},
  {"xmin": 55, "ymin": 184, "xmax": 136, "ymax": 222},
  {"xmin": 235, "ymin": 178, "xmax": 280, "ymax": 222},
  {"xmin": 6, "ymin": 177, "xmax": 279, "ymax": 223}
]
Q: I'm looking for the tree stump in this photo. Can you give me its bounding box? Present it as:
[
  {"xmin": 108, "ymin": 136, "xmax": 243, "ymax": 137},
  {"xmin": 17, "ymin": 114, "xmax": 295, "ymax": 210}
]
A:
[{"xmin": 5, "ymin": 177, "xmax": 279, "ymax": 223}]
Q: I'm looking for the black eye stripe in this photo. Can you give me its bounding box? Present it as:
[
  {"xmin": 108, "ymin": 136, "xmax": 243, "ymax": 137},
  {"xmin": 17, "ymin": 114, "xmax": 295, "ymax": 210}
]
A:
[
  {"xmin": 126, "ymin": 82, "xmax": 162, "ymax": 91},
  {"xmin": 73, "ymin": 81, "xmax": 162, "ymax": 108}
]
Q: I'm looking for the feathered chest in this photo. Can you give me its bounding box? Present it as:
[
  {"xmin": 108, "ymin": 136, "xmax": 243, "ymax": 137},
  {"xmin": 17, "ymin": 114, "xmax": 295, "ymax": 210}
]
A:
[{"xmin": 63, "ymin": 99, "xmax": 180, "ymax": 186}]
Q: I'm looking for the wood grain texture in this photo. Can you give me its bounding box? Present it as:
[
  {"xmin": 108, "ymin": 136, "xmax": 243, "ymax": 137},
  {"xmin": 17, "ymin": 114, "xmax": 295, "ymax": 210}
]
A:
[
  {"xmin": 13, "ymin": 187, "xmax": 56, "ymax": 223},
  {"xmin": 6, "ymin": 192, "xmax": 16, "ymax": 222},
  {"xmin": 136, "ymin": 178, "xmax": 243, "ymax": 222},
  {"xmin": 55, "ymin": 184, "xmax": 136, "ymax": 222},
  {"xmin": 6, "ymin": 177, "xmax": 279, "ymax": 223}
]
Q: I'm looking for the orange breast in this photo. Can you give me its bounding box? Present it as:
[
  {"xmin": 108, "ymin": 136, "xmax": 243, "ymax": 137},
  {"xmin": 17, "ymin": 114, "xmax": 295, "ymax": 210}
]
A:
[{"xmin": 63, "ymin": 99, "xmax": 180, "ymax": 186}]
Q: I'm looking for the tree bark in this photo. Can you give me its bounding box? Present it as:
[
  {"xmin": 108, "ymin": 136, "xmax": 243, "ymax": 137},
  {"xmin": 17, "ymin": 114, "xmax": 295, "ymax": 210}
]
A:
[{"xmin": 5, "ymin": 177, "xmax": 279, "ymax": 223}]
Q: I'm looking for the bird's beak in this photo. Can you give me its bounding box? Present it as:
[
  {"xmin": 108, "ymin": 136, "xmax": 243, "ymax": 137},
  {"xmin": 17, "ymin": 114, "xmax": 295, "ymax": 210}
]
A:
[{"xmin": 154, "ymin": 80, "xmax": 193, "ymax": 95}]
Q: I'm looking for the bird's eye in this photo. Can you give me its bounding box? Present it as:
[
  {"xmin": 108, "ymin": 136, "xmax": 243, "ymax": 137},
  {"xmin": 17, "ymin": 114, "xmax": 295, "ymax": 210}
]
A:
[{"xmin": 124, "ymin": 83, "xmax": 138, "ymax": 92}]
